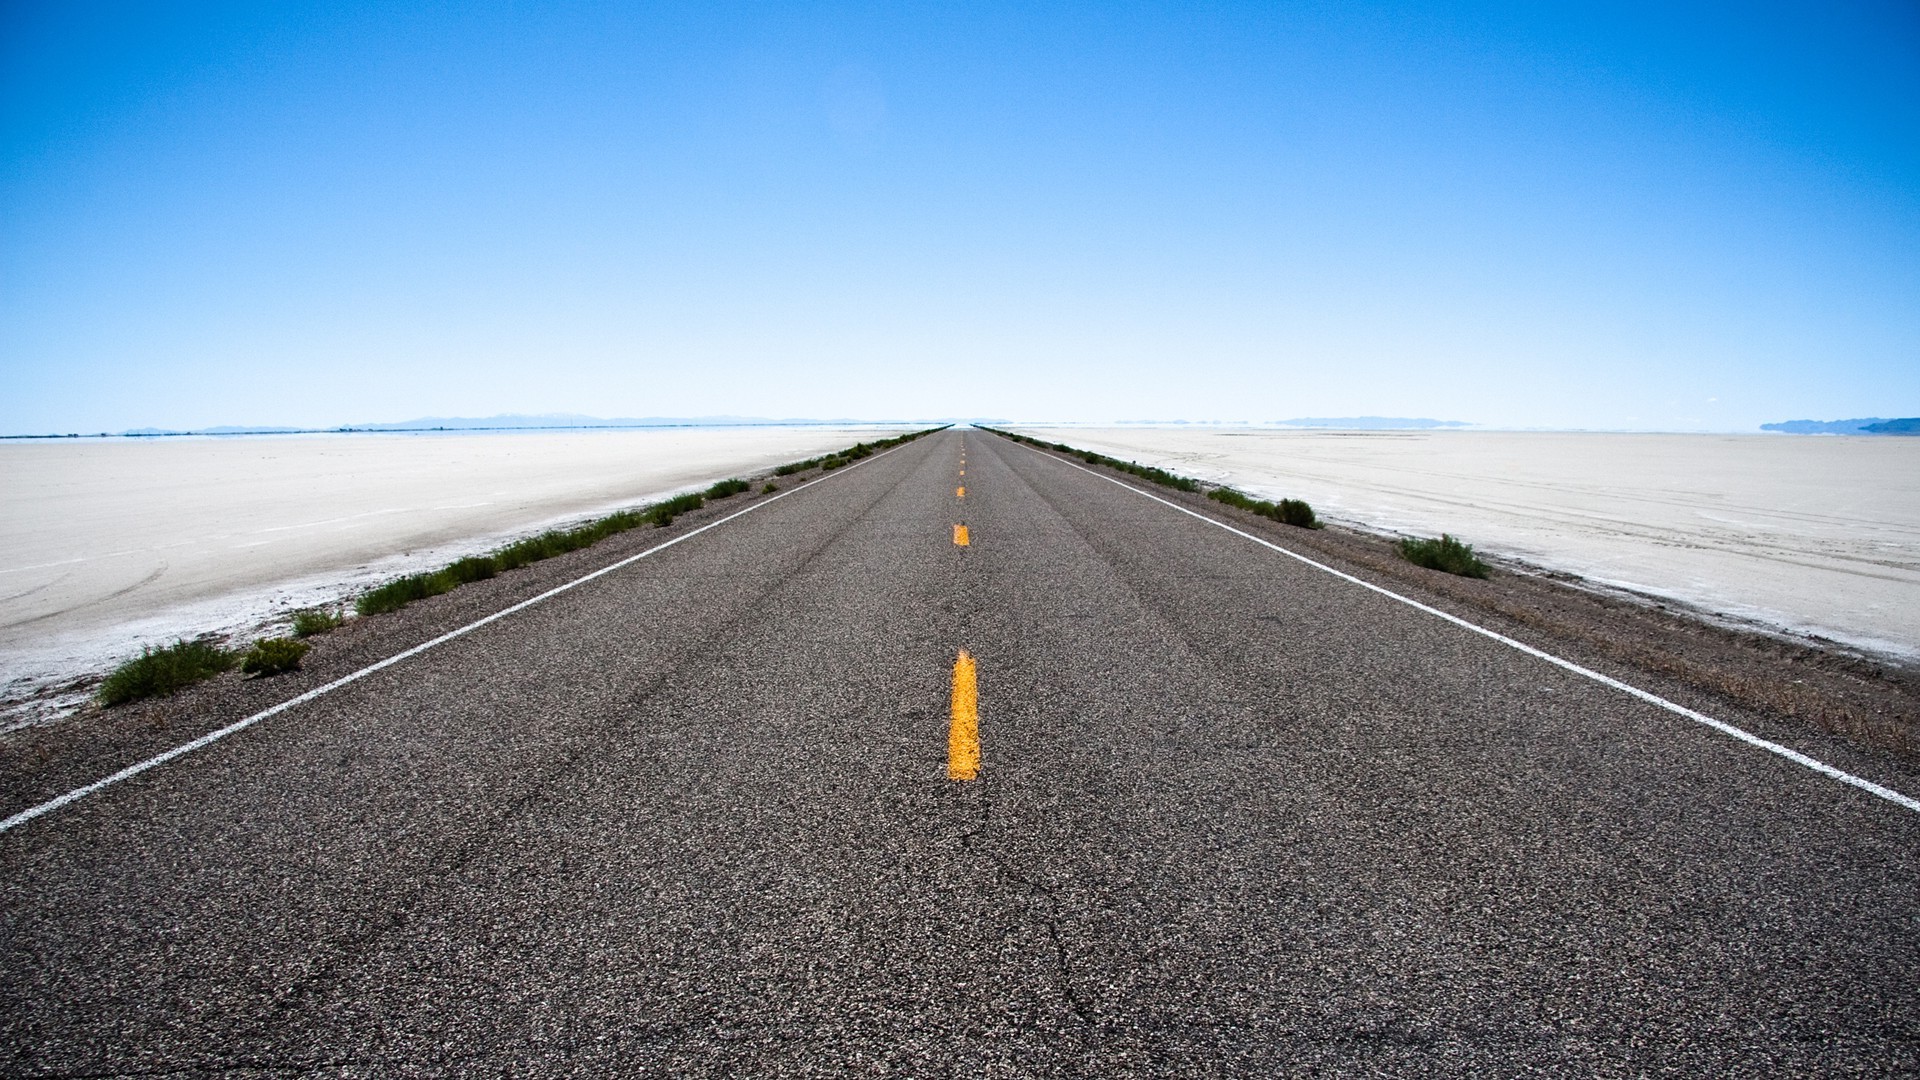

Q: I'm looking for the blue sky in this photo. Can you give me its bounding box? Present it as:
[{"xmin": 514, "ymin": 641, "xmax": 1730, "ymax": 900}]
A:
[{"xmin": 3, "ymin": 1, "xmax": 1916, "ymax": 433}]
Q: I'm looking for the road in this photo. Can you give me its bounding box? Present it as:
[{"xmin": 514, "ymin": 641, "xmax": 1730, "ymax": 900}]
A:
[{"xmin": 3, "ymin": 427, "xmax": 1917, "ymax": 1076}]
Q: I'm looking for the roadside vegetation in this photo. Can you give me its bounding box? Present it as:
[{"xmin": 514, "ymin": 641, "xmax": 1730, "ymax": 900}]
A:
[
  {"xmin": 96, "ymin": 427, "xmax": 948, "ymax": 706},
  {"xmin": 1207, "ymin": 487, "xmax": 1319, "ymax": 528},
  {"xmin": 1397, "ymin": 534, "xmax": 1491, "ymax": 578},
  {"xmin": 290, "ymin": 607, "xmax": 342, "ymax": 637},
  {"xmin": 352, "ymin": 427, "xmax": 947, "ymax": 618},
  {"xmin": 978, "ymin": 427, "xmax": 1200, "ymax": 492},
  {"xmin": 98, "ymin": 639, "xmax": 237, "ymax": 705},
  {"xmin": 980, "ymin": 426, "xmax": 1325, "ymax": 524},
  {"xmin": 241, "ymin": 637, "xmax": 309, "ymax": 675},
  {"xmin": 772, "ymin": 428, "xmax": 940, "ymax": 476}
]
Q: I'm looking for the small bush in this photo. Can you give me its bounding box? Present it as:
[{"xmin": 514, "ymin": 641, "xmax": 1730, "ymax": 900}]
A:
[
  {"xmin": 706, "ymin": 478, "xmax": 750, "ymax": 499},
  {"xmin": 98, "ymin": 639, "xmax": 236, "ymax": 705},
  {"xmin": 1398, "ymin": 534, "xmax": 1491, "ymax": 578},
  {"xmin": 290, "ymin": 608, "xmax": 342, "ymax": 637},
  {"xmin": 1208, "ymin": 488, "xmax": 1319, "ymax": 528},
  {"xmin": 762, "ymin": 482, "xmax": 778, "ymax": 493},
  {"xmin": 444, "ymin": 555, "xmax": 498, "ymax": 584},
  {"xmin": 356, "ymin": 571, "xmax": 456, "ymax": 615},
  {"xmin": 242, "ymin": 637, "xmax": 310, "ymax": 676},
  {"xmin": 1276, "ymin": 498, "xmax": 1317, "ymax": 528},
  {"xmin": 648, "ymin": 492, "xmax": 705, "ymax": 526},
  {"xmin": 1209, "ymin": 487, "xmax": 1263, "ymax": 512}
]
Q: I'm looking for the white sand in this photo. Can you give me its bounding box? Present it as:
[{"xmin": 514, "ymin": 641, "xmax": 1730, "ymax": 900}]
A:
[
  {"xmin": 1018, "ymin": 427, "xmax": 1920, "ymax": 658},
  {"xmin": 0, "ymin": 426, "xmax": 910, "ymax": 715}
]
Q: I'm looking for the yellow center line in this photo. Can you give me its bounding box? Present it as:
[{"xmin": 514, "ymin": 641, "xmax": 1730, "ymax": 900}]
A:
[
  {"xmin": 953, "ymin": 523, "xmax": 970, "ymax": 546},
  {"xmin": 957, "ymin": 486, "xmax": 965, "ymax": 498},
  {"xmin": 948, "ymin": 650, "xmax": 979, "ymax": 780}
]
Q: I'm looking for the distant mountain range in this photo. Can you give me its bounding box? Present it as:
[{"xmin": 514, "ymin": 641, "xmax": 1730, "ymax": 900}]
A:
[
  {"xmin": 1109, "ymin": 417, "xmax": 1471, "ymax": 429},
  {"xmin": 1761, "ymin": 417, "xmax": 1920, "ymax": 435},
  {"xmin": 105, "ymin": 414, "xmax": 883, "ymax": 437}
]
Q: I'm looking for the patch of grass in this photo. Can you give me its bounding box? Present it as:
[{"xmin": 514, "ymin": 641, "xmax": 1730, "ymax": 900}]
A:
[
  {"xmin": 444, "ymin": 555, "xmax": 498, "ymax": 584},
  {"xmin": 356, "ymin": 570, "xmax": 458, "ymax": 615},
  {"xmin": 290, "ymin": 607, "xmax": 342, "ymax": 637},
  {"xmin": 706, "ymin": 478, "xmax": 750, "ymax": 499},
  {"xmin": 1100, "ymin": 457, "xmax": 1198, "ymax": 491},
  {"xmin": 98, "ymin": 639, "xmax": 236, "ymax": 706},
  {"xmin": 648, "ymin": 492, "xmax": 705, "ymax": 526},
  {"xmin": 241, "ymin": 637, "xmax": 309, "ymax": 675},
  {"xmin": 1398, "ymin": 534, "xmax": 1491, "ymax": 578},
  {"xmin": 762, "ymin": 482, "xmax": 778, "ymax": 494},
  {"xmin": 1208, "ymin": 488, "xmax": 1320, "ymax": 529},
  {"xmin": 494, "ymin": 509, "xmax": 647, "ymax": 572}
]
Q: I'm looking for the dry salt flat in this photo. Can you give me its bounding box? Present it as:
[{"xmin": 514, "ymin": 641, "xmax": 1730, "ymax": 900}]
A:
[
  {"xmin": 0, "ymin": 425, "xmax": 910, "ymax": 724},
  {"xmin": 1017, "ymin": 427, "xmax": 1920, "ymax": 660}
]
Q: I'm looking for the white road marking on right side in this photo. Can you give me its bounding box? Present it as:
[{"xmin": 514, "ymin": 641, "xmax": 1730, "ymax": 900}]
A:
[{"xmin": 1015, "ymin": 440, "xmax": 1920, "ymax": 816}]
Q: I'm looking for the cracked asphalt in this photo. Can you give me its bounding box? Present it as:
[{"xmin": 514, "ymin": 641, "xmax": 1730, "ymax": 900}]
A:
[{"xmin": 3, "ymin": 428, "xmax": 1917, "ymax": 1076}]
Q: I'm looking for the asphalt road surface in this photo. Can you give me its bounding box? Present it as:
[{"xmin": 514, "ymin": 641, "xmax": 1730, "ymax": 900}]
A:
[{"xmin": 4, "ymin": 428, "xmax": 1917, "ymax": 1076}]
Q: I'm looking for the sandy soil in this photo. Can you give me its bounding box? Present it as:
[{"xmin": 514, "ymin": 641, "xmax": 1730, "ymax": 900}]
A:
[
  {"xmin": 1017, "ymin": 427, "xmax": 1920, "ymax": 659},
  {"xmin": 0, "ymin": 426, "xmax": 910, "ymax": 713}
]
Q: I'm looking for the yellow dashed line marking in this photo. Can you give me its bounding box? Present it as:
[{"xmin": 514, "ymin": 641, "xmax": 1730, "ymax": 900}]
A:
[
  {"xmin": 948, "ymin": 650, "xmax": 979, "ymax": 780},
  {"xmin": 957, "ymin": 486, "xmax": 965, "ymax": 498},
  {"xmin": 953, "ymin": 524, "xmax": 970, "ymax": 546}
]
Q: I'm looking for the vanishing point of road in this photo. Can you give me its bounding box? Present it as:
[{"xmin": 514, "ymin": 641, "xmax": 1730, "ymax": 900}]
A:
[{"xmin": 3, "ymin": 428, "xmax": 1916, "ymax": 1076}]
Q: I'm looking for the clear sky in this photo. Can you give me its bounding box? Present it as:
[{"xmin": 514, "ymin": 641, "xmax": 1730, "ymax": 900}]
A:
[{"xmin": 3, "ymin": 1, "xmax": 1916, "ymax": 433}]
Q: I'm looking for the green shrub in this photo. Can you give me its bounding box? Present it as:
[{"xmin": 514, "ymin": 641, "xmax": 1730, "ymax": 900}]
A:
[
  {"xmin": 1209, "ymin": 487, "xmax": 1263, "ymax": 512},
  {"xmin": 1275, "ymin": 498, "xmax": 1318, "ymax": 528},
  {"xmin": 762, "ymin": 482, "xmax": 778, "ymax": 493},
  {"xmin": 706, "ymin": 478, "xmax": 750, "ymax": 499},
  {"xmin": 241, "ymin": 637, "xmax": 310, "ymax": 676},
  {"xmin": 356, "ymin": 570, "xmax": 456, "ymax": 615},
  {"xmin": 648, "ymin": 492, "xmax": 705, "ymax": 526},
  {"xmin": 98, "ymin": 639, "xmax": 236, "ymax": 705},
  {"xmin": 1398, "ymin": 534, "xmax": 1491, "ymax": 578},
  {"xmin": 1208, "ymin": 488, "xmax": 1319, "ymax": 528},
  {"xmin": 495, "ymin": 508, "xmax": 649, "ymax": 571},
  {"xmin": 444, "ymin": 555, "xmax": 498, "ymax": 583},
  {"xmin": 290, "ymin": 607, "xmax": 342, "ymax": 637}
]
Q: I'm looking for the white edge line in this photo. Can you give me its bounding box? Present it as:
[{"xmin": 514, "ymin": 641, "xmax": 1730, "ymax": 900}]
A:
[
  {"xmin": 1011, "ymin": 438, "xmax": 1920, "ymax": 815},
  {"xmin": 0, "ymin": 440, "xmax": 923, "ymax": 835}
]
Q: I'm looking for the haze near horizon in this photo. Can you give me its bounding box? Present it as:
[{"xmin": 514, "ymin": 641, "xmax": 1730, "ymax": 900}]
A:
[{"xmin": 3, "ymin": 2, "xmax": 1917, "ymax": 434}]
